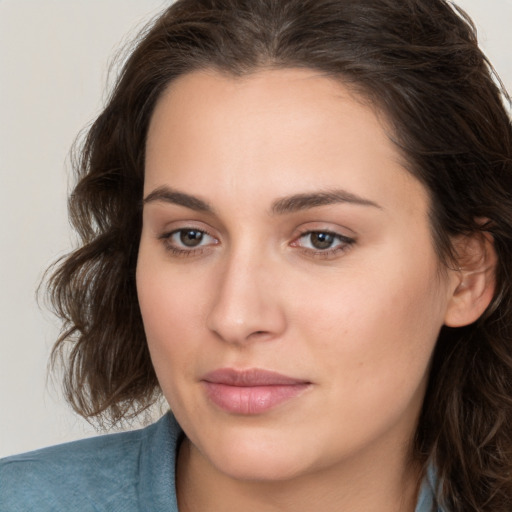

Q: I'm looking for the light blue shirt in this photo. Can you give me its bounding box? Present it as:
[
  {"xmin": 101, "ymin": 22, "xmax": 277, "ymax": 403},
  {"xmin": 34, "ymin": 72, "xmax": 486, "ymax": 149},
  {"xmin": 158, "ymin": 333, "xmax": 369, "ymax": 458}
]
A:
[{"xmin": 0, "ymin": 413, "xmax": 440, "ymax": 511}]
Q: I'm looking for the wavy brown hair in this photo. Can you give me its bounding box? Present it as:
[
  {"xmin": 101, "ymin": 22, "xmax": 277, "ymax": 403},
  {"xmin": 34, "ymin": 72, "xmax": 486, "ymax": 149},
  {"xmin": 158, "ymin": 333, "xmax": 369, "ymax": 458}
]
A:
[{"xmin": 47, "ymin": 0, "xmax": 512, "ymax": 509}]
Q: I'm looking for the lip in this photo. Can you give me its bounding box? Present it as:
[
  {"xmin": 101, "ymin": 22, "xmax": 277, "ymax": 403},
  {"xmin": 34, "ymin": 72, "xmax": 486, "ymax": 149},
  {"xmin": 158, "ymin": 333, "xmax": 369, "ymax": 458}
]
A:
[{"xmin": 201, "ymin": 368, "xmax": 311, "ymax": 415}]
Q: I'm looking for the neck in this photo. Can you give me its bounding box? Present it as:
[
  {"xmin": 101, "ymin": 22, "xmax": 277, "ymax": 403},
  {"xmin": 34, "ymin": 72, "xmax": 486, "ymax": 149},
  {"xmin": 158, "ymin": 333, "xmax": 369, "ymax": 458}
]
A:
[{"xmin": 176, "ymin": 435, "xmax": 422, "ymax": 512}]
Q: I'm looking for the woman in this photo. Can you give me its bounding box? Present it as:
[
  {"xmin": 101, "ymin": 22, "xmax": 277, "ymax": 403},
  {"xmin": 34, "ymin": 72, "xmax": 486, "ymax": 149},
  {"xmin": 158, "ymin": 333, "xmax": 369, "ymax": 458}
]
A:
[{"xmin": 1, "ymin": 0, "xmax": 511, "ymax": 510}]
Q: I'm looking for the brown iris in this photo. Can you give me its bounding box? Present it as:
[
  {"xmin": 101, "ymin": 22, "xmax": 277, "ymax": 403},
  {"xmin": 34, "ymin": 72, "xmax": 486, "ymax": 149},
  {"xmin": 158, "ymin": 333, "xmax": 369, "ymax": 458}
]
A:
[
  {"xmin": 179, "ymin": 230, "xmax": 204, "ymax": 247},
  {"xmin": 310, "ymin": 232, "xmax": 335, "ymax": 249}
]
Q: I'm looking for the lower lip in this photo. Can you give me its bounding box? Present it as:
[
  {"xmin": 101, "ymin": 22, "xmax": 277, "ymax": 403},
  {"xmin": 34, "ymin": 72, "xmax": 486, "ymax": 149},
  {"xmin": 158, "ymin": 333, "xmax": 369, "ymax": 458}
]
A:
[{"xmin": 202, "ymin": 382, "xmax": 310, "ymax": 414}]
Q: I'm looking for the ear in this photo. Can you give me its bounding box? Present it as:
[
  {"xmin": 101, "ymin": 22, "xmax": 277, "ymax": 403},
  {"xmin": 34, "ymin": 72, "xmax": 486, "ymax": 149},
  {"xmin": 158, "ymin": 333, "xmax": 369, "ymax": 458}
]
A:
[{"xmin": 444, "ymin": 231, "xmax": 497, "ymax": 328}]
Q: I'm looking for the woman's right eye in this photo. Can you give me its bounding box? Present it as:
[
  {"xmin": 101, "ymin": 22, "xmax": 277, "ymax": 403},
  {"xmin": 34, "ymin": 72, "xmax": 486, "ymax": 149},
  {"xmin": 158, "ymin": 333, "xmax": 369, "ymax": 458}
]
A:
[{"xmin": 159, "ymin": 228, "xmax": 218, "ymax": 255}]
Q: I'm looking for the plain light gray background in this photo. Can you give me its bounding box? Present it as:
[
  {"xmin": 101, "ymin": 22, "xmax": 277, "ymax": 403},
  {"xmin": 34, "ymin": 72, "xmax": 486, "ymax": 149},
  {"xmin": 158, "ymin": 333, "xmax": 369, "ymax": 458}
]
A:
[{"xmin": 1, "ymin": 0, "xmax": 511, "ymax": 457}]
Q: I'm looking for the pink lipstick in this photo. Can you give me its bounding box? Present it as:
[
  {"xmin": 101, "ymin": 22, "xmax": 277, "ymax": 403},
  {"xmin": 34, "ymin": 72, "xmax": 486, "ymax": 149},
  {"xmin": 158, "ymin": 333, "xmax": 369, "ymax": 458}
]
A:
[{"xmin": 201, "ymin": 368, "xmax": 311, "ymax": 414}]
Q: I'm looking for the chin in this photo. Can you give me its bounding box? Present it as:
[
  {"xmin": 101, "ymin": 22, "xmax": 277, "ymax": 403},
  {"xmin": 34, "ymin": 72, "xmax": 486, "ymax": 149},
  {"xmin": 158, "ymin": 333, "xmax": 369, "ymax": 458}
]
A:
[
  {"xmin": 211, "ymin": 447, "xmax": 310, "ymax": 482},
  {"xmin": 193, "ymin": 424, "xmax": 322, "ymax": 482}
]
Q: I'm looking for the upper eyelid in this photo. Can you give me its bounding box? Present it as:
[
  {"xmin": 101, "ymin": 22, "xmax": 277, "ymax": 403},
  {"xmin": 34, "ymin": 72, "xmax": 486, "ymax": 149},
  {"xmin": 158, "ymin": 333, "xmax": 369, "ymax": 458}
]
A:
[
  {"xmin": 160, "ymin": 226, "xmax": 208, "ymax": 236},
  {"xmin": 294, "ymin": 230, "xmax": 355, "ymax": 245},
  {"xmin": 159, "ymin": 227, "xmax": 352, "ymax": 239},
  {"xmin": 294, "ymin": 226, "xmax": 356, "ymax": 240},
  {"xmin": 297, "ymin": 227, "xmax": 351, "ymax": 236},
  {"xmin": 162, "ymin": 227, "xmax": 217, "ymax": 241},
  {"xmin": 157, "ymin": 221, "xmax": 216, "ymax": 237},
  {"xmin": 156, "ymin": 223, "xmax": 356, "ymax": 246}
]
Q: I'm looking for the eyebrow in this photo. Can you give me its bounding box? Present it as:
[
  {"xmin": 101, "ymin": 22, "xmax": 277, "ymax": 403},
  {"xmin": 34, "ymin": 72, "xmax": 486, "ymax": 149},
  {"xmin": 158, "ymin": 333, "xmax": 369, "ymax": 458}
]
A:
[
  {"xmin": 143, "ymin": 185, "xmax": 381, "ymax": 214},
  {"xmin": 143, "ymin": 186, "xmax": 213, "ymax": 212},
  {"xmin": 271, "ymin": 190, "xmax": 382, "ymax": 214}
]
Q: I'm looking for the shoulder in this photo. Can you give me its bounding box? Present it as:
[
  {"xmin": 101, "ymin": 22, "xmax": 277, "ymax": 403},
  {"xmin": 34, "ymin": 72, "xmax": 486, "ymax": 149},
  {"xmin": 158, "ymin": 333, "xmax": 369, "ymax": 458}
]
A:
[
  {"xmin": 415, "ymin": 465, "xmax": 446, "ymax": 512},
  {"xmin": 0, "ymin": 413, "xmax": 181, "ymax": 512}
]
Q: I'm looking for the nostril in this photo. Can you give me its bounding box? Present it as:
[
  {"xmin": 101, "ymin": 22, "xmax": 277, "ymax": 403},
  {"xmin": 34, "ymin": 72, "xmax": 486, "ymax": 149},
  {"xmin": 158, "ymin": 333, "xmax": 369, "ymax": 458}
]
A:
[{"xmin": 245, "ymin": 330, "xmax": 274, "ymax": 341}]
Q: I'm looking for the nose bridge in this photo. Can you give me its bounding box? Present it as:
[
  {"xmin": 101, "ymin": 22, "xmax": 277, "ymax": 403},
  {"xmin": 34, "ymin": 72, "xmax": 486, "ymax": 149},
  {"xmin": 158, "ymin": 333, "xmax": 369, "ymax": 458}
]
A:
[{"xmin": 206, "ymin": 241, "xmax": 286, "ymax": 344}]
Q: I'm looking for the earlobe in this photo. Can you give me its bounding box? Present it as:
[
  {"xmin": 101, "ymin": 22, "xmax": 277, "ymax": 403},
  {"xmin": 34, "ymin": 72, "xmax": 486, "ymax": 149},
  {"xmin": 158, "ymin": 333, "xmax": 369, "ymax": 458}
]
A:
[{"xmin": 444, "ymin": 231, "xmax": 497, "ymax": 328}]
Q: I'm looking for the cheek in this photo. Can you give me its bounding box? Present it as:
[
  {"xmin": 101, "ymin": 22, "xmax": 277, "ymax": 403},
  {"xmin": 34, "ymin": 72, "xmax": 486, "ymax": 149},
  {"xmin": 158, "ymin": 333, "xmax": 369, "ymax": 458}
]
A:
[
  {"xmin": 137, "ymin": 274, "xmax": 202, "ymax": 419},
  {"xmin": 138, "ymin": 278, "xmax": 202, "ymax": 338},
  {"xmin": 292, "ymin": 254, "xmax": 446, "ymax": 407},
  {"xmin": 136, "ymin": 237, "xmax": 213, "ymax": 335},
  {"xmin": 136, "ymin": 253, "xmax": 208, "ymax": 380}
]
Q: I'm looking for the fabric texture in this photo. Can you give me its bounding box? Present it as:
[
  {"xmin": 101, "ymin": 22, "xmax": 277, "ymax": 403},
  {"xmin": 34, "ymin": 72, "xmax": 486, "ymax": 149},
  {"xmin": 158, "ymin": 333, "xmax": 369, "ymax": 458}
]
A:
[
  {"xmin": 0, "ymin": 414, "xmax": 180, "ymax": 512},
  {"xmin": 0, "ymin": 413, "xmax": 439, "ymax": 511}
]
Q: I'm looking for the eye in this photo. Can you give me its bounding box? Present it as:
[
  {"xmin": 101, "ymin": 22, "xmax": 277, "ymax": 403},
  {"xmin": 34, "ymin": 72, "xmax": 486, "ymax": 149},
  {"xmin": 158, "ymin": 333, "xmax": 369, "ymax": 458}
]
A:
[
  {"xmin": 292, "ymin": 230, "xmax": 355, "ymax": 257},
  {"xmin": 304, "ymin": 232, "xmax": 338, "ymax": 250},
  {"xmin": 159, "ymin": 228, "xmax": 218, "ymax": 255},
  {"xmin": 175, "ymin": 229, "xmax": 207, "ymax": 247}
]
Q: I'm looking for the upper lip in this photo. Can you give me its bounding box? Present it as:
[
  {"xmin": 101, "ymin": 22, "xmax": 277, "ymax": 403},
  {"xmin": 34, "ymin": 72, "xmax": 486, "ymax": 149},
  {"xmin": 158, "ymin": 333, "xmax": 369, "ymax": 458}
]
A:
[{"xmin": 202, "ymin": 368, "xmax": 310, "ymax": 387}]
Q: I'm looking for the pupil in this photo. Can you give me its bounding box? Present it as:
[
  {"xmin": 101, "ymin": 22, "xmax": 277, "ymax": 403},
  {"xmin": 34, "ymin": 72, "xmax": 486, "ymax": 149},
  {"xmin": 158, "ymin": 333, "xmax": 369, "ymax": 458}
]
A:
[
  {"xmin": 180, "ymin": 230, "xmax": 203, "ymax": 247},
  {"xmin": 311, "ymin": 232, "xmax": 334, "ymax": 249}
]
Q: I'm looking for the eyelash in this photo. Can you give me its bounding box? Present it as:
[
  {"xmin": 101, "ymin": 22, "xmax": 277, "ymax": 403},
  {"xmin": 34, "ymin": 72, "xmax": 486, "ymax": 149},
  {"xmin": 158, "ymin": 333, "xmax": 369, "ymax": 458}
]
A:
[
  {"xmin": 292, "ymin": 230, "xmax": 356, "ymax": 259},
  {"xmin": 158, "ymin": 228, "xmax": 218, "ymax": 257},
  {"xmin": 158, "ymin": 228, "xmax": 355, "ymax": 259}
]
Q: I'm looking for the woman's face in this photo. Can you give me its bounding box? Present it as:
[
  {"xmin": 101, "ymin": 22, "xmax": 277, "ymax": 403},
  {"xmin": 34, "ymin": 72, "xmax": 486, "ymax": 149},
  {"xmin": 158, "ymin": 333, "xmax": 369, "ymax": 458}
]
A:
[{"xmin": 137, "ymin": 69, "xmax": 456, "ymax": 482}]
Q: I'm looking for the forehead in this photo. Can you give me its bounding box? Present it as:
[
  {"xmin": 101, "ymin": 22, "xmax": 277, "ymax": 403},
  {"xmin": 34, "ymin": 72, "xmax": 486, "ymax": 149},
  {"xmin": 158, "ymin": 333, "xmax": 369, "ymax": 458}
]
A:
[{"xmin": 144, "ymin": 68, "xmax": 428, "ymax": 217}]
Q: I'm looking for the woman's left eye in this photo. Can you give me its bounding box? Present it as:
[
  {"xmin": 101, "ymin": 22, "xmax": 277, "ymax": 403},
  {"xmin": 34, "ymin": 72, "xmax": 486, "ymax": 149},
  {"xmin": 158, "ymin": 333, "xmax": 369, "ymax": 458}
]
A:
[
  {"xmin": 293, "ymin": 230, "xmax": 355, "ymax": 255},
  {"xmin": 159, "ymin": 228, "xmax": 217, "ymax": 255}
]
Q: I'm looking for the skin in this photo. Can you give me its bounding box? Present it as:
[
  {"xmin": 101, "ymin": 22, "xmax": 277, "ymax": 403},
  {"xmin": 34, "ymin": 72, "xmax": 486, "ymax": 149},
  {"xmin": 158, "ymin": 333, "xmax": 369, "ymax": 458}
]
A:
[{"xmin": 137, "ymin": 68, "xmax": 464, "ymax": 511}]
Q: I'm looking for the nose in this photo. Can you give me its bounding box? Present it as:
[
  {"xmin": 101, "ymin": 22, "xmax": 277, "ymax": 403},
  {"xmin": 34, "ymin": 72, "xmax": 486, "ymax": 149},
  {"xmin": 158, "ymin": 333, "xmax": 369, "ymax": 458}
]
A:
[{"xmin": 206, "ymin": 250, "xmax": 287, "ymax": 345}]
